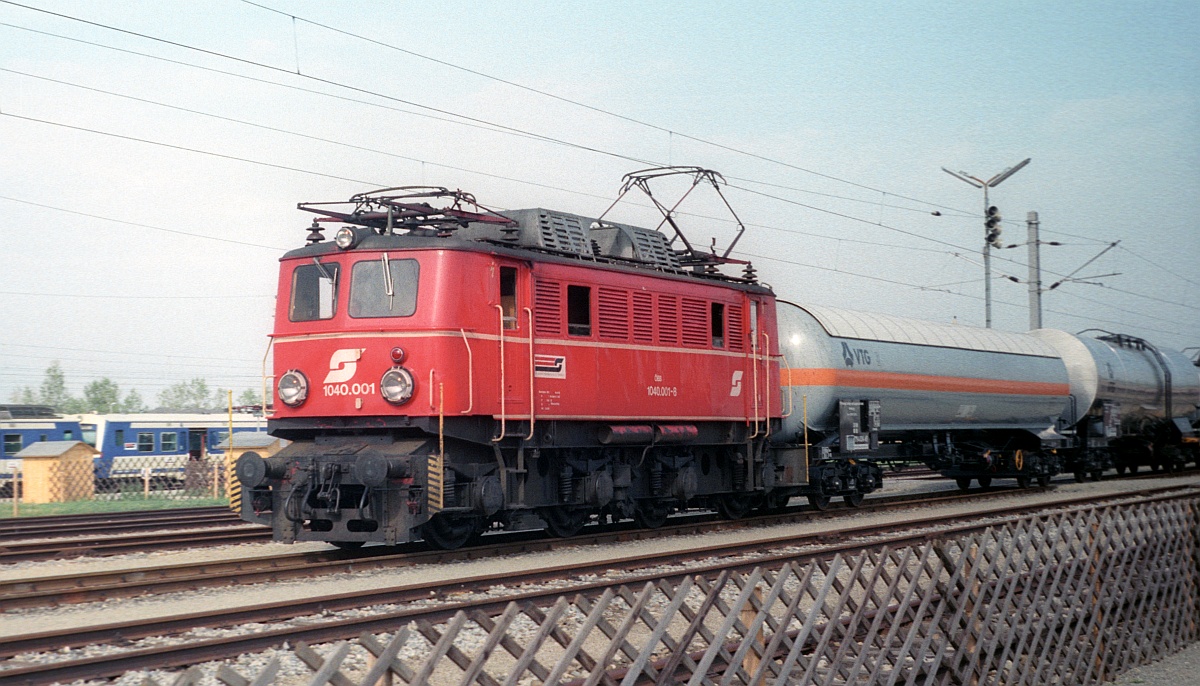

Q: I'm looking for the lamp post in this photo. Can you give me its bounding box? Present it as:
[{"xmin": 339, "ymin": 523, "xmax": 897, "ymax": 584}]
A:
[{"xmin": 941, "ymin": 158, "xmax": 1031, "ymax": 328}]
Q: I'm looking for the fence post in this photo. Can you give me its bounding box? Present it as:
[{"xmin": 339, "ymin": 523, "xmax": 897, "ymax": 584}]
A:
[
  {"xmin": 142, "ymin": 467, "xmax": 151, "ymax": 498},
  {"xmin": 11, "ymin": 469, "xmax": 17, "ymax": 516},
  {"xmin": 212, "ymin": 461, "xmax": 220, "ymax": 500}
]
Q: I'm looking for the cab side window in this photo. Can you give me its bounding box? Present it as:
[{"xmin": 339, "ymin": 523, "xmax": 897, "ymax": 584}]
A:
[
  {"xmin": 290, "ymin": 262, "xmax": 339, "ymax": 321},
  {"xmin": 500, "ymin": 267, "xmax": 518, "ymax": 330}
]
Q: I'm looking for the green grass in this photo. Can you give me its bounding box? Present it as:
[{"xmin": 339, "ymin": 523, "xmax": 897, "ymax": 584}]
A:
[{"xmin": 1, "ymin": 496, "xmax": 231, "ymax": 518}]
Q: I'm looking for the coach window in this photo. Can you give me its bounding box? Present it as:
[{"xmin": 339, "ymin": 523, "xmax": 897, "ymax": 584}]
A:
[
  {"xmin": 290, "ymin": 260, "xmax": 340, "ymax": 321},
  {"xmin": 114, "ymin": 429, "xmax": 125, "ymax": 449},
  {"xmin": 711, "ymin": 303, "xmax": 725, "ymax": 348},
  {"xmin": 63, "ymin": 429, "xmax": 74, "ymax": 441},
  {"xmin": 2, "ymin": 434, "xmax": 19, "ymax": 455},
  {"xmin": 161, "ymin": 432, "xmax": 178, "ymax": 452},
  {"xmin": 349, "ymin": 256, "xmax": 419, "ymax": 318},
  {"xmin": 500, "ymin": 267, "xmax": 518, "ymax": 330},
  {"xmin": 137, "ymin": 432, "xmax": 154, "ymax": 452},
  {"xmin": 567, "ymin": 285, "xmax": 591, "ymax": 336}
]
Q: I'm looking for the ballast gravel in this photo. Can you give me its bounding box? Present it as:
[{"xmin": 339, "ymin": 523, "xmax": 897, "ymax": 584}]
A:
[{"xmin": 2, "ymin": 472, "xmax": 1197, "ymax": 685}]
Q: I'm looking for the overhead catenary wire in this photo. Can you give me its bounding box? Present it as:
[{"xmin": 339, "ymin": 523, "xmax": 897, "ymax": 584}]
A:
[
  {"xmin": 4, "ymin": 11, "xmax": 1194, "ymax": 308},
  {"xmin": 2, "ymin": 2, "xmax": 1190, "ymax": 352},
  {"xmin": 236, "ymin": 0, "xmax": 972, "ymax": 217}
]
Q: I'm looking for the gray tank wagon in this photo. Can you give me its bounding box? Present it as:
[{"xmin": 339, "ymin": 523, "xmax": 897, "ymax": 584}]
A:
[
  {"xmin": 774, "ymin": 302, "xmax": 1071, "ymax": 488},
  {"xmin": 1031, "ymin": 329, "xmax": 1200, "ymax": 476}
]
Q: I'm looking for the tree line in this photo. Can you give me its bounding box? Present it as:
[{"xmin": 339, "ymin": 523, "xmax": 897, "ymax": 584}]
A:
[{"xmin": 8, "ymin": 361, "xmax": 261, "ymax": 413}]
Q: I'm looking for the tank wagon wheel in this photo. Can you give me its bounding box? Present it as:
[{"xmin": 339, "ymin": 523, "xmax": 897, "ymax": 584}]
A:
[
  {"xmin": 1090, "ymin": 470, "xmax": 1103, "ymax": 481},
  {"xmin": 1016, "ymin": 476, "xmax": 1032, "ymax": 489},
  {"xmin": 421, "ymin": 514, "xmax": 479, "ymax": 550},
  {"xmin": 716, "ymin": 494, "xmax": 755, "ymax": 520},
  {"xmin": 634, "ymin": 501, "xmax": 670, "ymax": 529},
  {"xmin": 759, "ymin": 490, "xmax": 791, "ymax": 514},
  {"xmin": 807, "ymin": 494, "xmax": 832, "ymax": 511},
  {"xmin": 542, "ymin": 507, "xmax": 590, "ymax": 538},
  {"xmin": 843, "ymin": 492, "xmax": 865, "ymax": 508},
  {"xmin": 955, "ymin": 477, "xmax": 972, "ymax": 491},
  {"xmin": 1037, "ymin": 475, "xmax": 1051, "ymax": 488},
  {"xmin": 977, "ymin": 477, "xmax": 992, "ymax": 489},
  {"xmin": 1073, "ymin": 471, "xmax": 1086, "ymax": 483},
  {"xmin": 331, "ymin": 541, "xmax": 365, "ymax": 550}
]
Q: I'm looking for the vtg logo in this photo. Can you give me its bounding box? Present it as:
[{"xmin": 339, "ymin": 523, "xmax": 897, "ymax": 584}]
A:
[{"xmin": 324, "ymin": 348, "xmax": 365, "ymax": 384}]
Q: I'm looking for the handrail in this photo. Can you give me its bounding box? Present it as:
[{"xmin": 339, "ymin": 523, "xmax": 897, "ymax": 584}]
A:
[
  {"xmin": 747, "ymin": 312, "xmax": 762, "ymax": 440},
  {"xmin": 491, "ymin": 305, "xmax": 507, "ymax": 442},
  {"xmin": 779, "ymin": 348, "xmax": 794, "ymax": 418},
  {"xmin": 459, "ymin": 329, "xmax": 474, "ymax": 414},
  {"xmin": 762, "ymin": 332, "xmax": 772, "ymax": 439},
  {"xmin": 260, "ymin": 337, "xmax": 275, "ymax": 418},
  {"xmin": 525, "ymin": 306, "xmax": 536, "ymax": 441}
]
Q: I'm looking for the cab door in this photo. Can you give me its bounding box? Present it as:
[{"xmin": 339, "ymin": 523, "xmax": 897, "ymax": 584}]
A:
[{"xmin": 497, "ymin": 262, "xmax": 531, "ymax": 428}]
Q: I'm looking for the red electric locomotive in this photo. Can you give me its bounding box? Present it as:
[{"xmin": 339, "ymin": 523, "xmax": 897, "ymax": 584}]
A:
[{"xmin": 237, "ymin": 169, "xmax": 871, "ymax": 548}]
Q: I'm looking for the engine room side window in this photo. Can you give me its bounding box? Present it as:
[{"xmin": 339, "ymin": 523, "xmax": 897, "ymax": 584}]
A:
[
  {"xmin": 349, "ymin": 256, "xmax": 419, "ymax": 318},
  {"xmin": 567, "ymin": 285, "xmax": 591, "ymax": 337},
  {"xmin": 711, "ymin": 302, "xmax": 725, "ymax": 349},
  {"xmin": 289, "ymin": 262, "xmax": 340, "ymax": 321}
]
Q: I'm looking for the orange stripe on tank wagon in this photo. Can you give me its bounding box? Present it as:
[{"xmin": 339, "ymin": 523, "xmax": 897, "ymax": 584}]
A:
[{"xmin": 781, "ymin": 368, "xmax": 1068, "ymax": 396}]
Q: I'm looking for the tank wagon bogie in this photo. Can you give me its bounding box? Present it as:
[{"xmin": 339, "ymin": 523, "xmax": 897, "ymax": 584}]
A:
[{"xmin": 238, "ymin": 178, "xmax": 1200, "ymax": 549}]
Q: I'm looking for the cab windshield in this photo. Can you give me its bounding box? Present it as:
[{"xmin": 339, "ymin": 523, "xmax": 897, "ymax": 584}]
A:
[{"xmin": 349, "ymin": 255, "xmax": 420, "ymax": 318}]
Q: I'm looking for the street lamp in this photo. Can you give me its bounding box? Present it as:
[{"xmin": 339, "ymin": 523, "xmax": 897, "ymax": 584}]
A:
[{"xmin": 941, "ymin": 158, "xmax": 1031, "ymax": 328}]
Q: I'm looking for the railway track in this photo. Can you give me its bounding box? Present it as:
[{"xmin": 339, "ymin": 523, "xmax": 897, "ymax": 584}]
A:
[
  {"xmin": 0, "ymin": 482, "xmax": 1036, "ymax": 609},
  {"xmin": 2, "ymin": 483, "xmax": 1194, "ymax": 685},
  {"xmin": 0, "ymin": 505, "xmax": 240, "ymax": 541}
]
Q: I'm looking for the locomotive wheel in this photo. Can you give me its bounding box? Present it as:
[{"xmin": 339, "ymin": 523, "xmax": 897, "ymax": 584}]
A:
[
  {"xmin": 422, "ymin": 514, "xmax": 477, "ymax": 550},
  {"xmin": 542, "ymin": 507, "xmax": 589, "ymax": 538},
  {"xmin": 1090, "ymin": 470, "xmax": 1103, "ymax": 481},
  {"xmin": 1037, "ymin": 475, "xmax": 1051, "ymax": 488},
  {"xmin": 955, "ymin": 477, "xmax": 971, "ymax": 491},
  {"xmin": 1017, "ymin": 476, "xmax": 1031, "ymax": 489},
  {"xmin": 634, "ymin": 502, "xmax": 670, "ymax": 529},
  {"xmin": 1073, "ymin": 471, "xmax": 1086, "ymax": 483},
  {"xmin": 843, "ymin": 492, "xmax": 864, "ymax": 508},
  {"xmin": 807, "ymin": 494, "xmax": 832, "ymax": 511},
  {"xmin": 331, "ymin": 541, "xmax": 365, "ymax": 550},
  {"xmin": 716, "ymin": 494, "xmax": 754, "ymax": 520},
  {"xmin": 977, "ymin": 477, "xmax": 992, "ymax": 489}
]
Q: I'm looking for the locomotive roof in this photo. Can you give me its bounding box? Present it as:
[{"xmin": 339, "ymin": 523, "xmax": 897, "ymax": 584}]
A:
[{"xmin": 287, "ymin": 207, "xmax": 772, "ymax": 294}]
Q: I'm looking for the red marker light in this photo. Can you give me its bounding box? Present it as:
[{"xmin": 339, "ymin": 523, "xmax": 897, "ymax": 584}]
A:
[{"xmin": 390, "ymin": 347, "xmax": 406, "ymax": 363}]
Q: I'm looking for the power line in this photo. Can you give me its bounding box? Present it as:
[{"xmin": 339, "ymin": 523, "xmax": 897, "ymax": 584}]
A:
[
  {"xmin": 0, "ymin": 3, "xmax": 660, "ymax": 167},
  {"xmin": 0, "ymin": 66, "xmax": 617, "ymax": 205},
  {"xmin": 0, "ymin": 341, "xmax": 261, "ymax": 363},
  {"xmin": 1, "ymin": 111, "xmax": 385, "ymax": 187},
  {"xmin": 0, "ymin": 195, "xmax": 286, "ymax": 250},
  {"xmin": 0, "ymin": 290, "xmax": 270, "ymax": 300},
  {"xmin": 238, "ymin": 0, "xmax": 974, "ymax": 216}
]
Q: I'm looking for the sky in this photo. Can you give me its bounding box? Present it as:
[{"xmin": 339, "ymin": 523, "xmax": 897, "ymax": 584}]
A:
[{"xmin": 1, "ymin": 1, "xmax": 1198, "ymax": 405}]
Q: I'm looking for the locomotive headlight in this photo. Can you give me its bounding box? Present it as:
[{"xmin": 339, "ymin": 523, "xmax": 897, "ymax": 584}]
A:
[
  {"xmin": 277, "ymin": 370, "xmax": 309, "ymax": 406},
  {"xmin": 334, "ymin": 227, "xmax": 358, "ymax": 250},
  {"xmin": 380, "ymin": 367, "xmax": 415, "ymax": 405}
]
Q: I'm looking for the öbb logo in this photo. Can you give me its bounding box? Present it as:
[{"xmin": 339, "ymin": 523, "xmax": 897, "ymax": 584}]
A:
[{"xmin": 324, "ymin": 348, "xmax": 366, "ymax": 384}]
